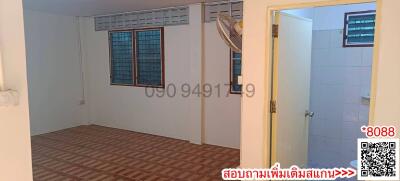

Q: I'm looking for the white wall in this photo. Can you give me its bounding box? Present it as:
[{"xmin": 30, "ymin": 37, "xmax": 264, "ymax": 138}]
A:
[
  {"xmin": 284, "ymin": 3, "xmax": 375, "ymax": 168},
  {"xmin": 80, "ymin": 18, "xmax": 192, "ymax": 141},
  {"xmin": 242, "ymin": 0, "xmax": 400, "ymax": 168},
  {"xmin": 284, "ymin": 3, "xmax": 376, "ymax": 30},
  {"xmin": 187, "ymin": 4, "xmax": 203, "ymax": 144},
  {"xmin": 79, "ymin": 6, "xmax": 241, "ymax": 148},
  {"xmin": 204, "ymin": 22, "xmax": 241, "ymax": 148},
  {"xmin": 309, "ymin": 29, "xmax": 372, "ymax": 168},
  {"xmin": 372, "ymin": 0, "xmax": 400, "ymax": 129},
  {"xmin": 0, "ymin": 0, "xmax": 33, "ymax": 180},
  {"xmin": 24, "ymin": 10, "xmax": 88, "ymax": 135}
]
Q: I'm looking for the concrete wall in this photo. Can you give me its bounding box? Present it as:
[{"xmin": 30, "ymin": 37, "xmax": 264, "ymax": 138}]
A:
[
  {"xmin": 24, "ymin": 10, "xmax": 88, "ymax": 135},
  {"xmin": 0, "ymin": 0, "xmax": 33, "ymax": 180}
]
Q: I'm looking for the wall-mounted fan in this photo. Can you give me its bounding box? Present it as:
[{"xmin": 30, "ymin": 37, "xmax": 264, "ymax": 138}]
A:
[{"xmin": 216, "ymin": 13, "xmax": 243, "ymax": 53}]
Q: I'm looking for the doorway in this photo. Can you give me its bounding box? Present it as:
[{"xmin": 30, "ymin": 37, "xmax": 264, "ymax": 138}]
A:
[{"xmin": 270, "ymin": 1, "xmax": 377, "ymax": 173}]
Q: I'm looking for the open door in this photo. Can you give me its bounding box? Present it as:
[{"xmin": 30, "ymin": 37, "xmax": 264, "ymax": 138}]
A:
[{"xmin": 270, "ymin": 12, "xmax": 313, "ymax": 168}]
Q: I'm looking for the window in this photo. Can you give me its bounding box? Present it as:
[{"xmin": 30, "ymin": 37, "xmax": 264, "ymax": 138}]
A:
[
  {"xmin": 230, "ymin": 51, "xmax": 242, "ymax": 94},
  {"xmin": 109, "ymin": 28, "xmax": 164, "ymax": 87},
  {"xmin": 109, "ymin": 31, "xmax": 134, "ymax": 85},
  {"xmin": 135, "ymin": 29, "xmax": 164, "ymax": 87},
  {"xmin": 343, "ymin": 10, "xmax": 376, "ymax": 47}
]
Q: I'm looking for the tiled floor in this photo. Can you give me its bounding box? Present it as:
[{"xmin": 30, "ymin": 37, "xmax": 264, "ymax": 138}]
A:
[{"xmin": 31, "ymin": 125, "xmax": 240, "ymax": 180}]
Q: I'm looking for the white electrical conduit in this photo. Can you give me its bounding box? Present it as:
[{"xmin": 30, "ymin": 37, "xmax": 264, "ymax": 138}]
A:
[{"xmin": 0, "ymin": 50, "xmax": 19, "ymax": 106}]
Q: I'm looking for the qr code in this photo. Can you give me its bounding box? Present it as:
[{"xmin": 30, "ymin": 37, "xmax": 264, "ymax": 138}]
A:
[{"xmin": 358, "ymin": 139, "xmax": 400, "ymax": 180}]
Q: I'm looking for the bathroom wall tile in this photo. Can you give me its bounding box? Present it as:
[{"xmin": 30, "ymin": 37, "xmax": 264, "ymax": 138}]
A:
[
  {"xmin": 344, "ymin": 48, "xmax": 363, "ymax": 67},
  {"xmin": 343, "ymin": 85, "xmax": 362, "ymax": 104},
  {"xmin": 360, "ymin": 85, "xmax": 371, "ymax": 105},
  {"xmin": 328, "ymin": 48, "xmax": 346, "ymax": 66},
  {"xmin": 340, "ymin": 139, "xmax": 358, "ymax": 168},
  {"xmin": 329, "ymin": 29, "xmax": 344, "ymax": 48},
  {"xmin": 319, "ymin": 149, "xmax": 341, "ymax": 167},
  {"xmin": 341, "ymin": 139, "xmax": 358, "ymax": 157},
  {"xmin": 310, "ymin": 97, "xmax": 326, "ymax": 120},
  {"xmin": 324, "ymin": 137, "xmax": 342, "ymax": 154},
  {"xmin": 344, "ymin": 67, "xmax": 362, "ymax": 86},
  {"xmin": 311, "ymin": 67, "xmax": 323, "ymax": 85},
  {"xmin": 320, "ymin": 67, "xmax": 346, "ymax": 85},
  {"xmin": 314, "ymin": 85, "xmax": 344, "ymax": 122},
  {"xmin": 360, "ymin": 67, "xmax": 372, "ymax": 87},
  {"xmin": 312, "ymin": 30, "xmax": 331, "ymax": 49},
  {"xmin": 312, "ymin": 49, "xmax": 330, "ymax": 67},
  {"xmin": 309, "ymin": 29, "xmax": 372, "ymax": 169},
  {"xmin": 309, "ymin": 118, "xmax": 325, "ymax": 136},
  {"xmin": 342, "ymin": 121, "xmax": 365, "ymax": 139},
  {"xmin": 323, "ymin": 117, "xmax": 343, "ymax": 139},
  {"xmin": 362, "ymin": 47, "xmax": 374, "ymax": 67},
  {"xmin": 358, "ymin": 104, "xmax": 370, "ymax": 122},
  {"xmin": 342, "ymin": 103, "xmax": 360, "ymax": 122}
]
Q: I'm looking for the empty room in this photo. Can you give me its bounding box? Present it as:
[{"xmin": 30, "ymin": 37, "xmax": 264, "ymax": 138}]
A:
[
  {"xmin": 1, "ymin": 0, "xmax": 400, "ymax": 181},
  {"xmin": 23, "ymin": 0, "xmax": 241, "ymax": 180}
]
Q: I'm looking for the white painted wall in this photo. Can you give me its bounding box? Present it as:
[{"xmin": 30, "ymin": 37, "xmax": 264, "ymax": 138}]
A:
[
  {"xmin": 79, "ymin": 5, "xmax": 241, "ymax": 148},
  {"xmin": 204, "ymin": 22, "xmax": 241, "ymax": 148},
  {"xmin": 241, "ymin": 0, "xmax": 400, "ymax": 168},
  {"xmin": 283, "ymin": 2, "xmax": 376, "ymax": 30},
  {"xmin": 187, "ymin": 4, "xmax": 203, "ymax": 144},
  {"xmin": 80, "ymin": 18, "xmax": 192, "ymax": 141},
  {"xmin": 24, "ymin": 10, "xmax": 88, "ymax": 136},
  {"xmin": 0, "ymin": 0, "xmax": 33, "ymax": 180}
]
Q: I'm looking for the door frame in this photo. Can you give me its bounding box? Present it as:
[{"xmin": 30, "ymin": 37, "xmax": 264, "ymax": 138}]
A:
[
  {"xmin": 265, "ymin": 0, "xmax": 382, "ymax": 167},
  {"xmin": 270, "ymin": 11, "xmax": 313, "ymax": 168}
]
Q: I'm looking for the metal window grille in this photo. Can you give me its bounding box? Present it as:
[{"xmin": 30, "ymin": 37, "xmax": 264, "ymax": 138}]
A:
[
  {"xmin": 343, "ymin": 10, "xmax": 376, "ymax": 47},
  {"xmin": 204, "ymin": 1, "xmax": 243, "ymax": 22},
  {"xmin": 95, "ymin": 7, "xmax": 189, "ymax": 31},
  {"xmin": 135, "ymin": 29, "xmax": 163, "ymax": 87},
  {"xmin": 109, "ymin": 31, "xmax": 134, "ymax": 85},
  {"xmin": 231, "ymin": 51, "xmax": 242, "ymax": 93}
]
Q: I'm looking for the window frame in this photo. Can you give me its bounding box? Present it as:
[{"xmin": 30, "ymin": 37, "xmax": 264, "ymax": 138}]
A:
[
  {"xmin": 230, "ymin": 50, "xmax": 242, "ymax": 94},
  {"xmin": 108, "ymin": 30, "xmax": 135, "ymax": 86},
  {"xmin": 133, "ymin": 27, "xmax": 165, "ymax": 88},
  {"xmin": 343, "ymin": 10, "xmax": 376, "ymax": 48},
  {"xmin": 108, "ymin": 27, "xmax": 165, "ymax": 88}
]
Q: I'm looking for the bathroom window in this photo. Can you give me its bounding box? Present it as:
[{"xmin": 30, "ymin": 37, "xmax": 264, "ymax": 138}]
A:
[
  {"xmin": 109, "ymin": 28, "xmax": 164, "ymax": 87},
  {"xmin": 343, "ymin": 10, "xmax": 376, "ymax": 47},
  {"xmin": 230, "ymin": 51, "xmax": 242, "ymax": 94}
]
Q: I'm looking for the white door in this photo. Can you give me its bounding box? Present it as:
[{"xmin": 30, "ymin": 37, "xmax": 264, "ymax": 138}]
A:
[{"xmin": 270, "ymin": 12, "xmax": 313, "ymax": 168}]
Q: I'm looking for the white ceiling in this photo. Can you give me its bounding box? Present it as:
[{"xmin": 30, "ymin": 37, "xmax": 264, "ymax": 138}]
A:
[{"xmin": 23, "ymin": 0, "xmax": 222, "ymax": 17}]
